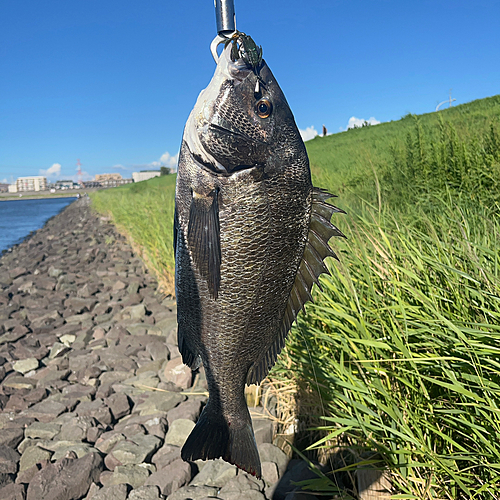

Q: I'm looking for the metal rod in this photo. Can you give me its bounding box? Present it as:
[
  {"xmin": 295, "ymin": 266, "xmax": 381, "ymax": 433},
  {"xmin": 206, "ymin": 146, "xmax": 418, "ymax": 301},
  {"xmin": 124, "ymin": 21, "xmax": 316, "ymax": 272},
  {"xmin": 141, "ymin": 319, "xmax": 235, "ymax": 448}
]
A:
[{"xmin": 215, "ymin": 0, "xmax": 236, "ymax": 37}]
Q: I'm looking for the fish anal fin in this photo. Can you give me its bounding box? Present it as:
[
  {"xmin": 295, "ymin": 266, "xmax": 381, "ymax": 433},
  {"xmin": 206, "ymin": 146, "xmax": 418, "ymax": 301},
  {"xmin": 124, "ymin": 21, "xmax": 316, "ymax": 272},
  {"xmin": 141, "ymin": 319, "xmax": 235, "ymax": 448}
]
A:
[
  {"xmin": 187, "ymin": 189, "xmax": 221, "ymax": 299},
  {"xmin": 177, "ymin": 326, "xmax": 202, "ymax": 370}
]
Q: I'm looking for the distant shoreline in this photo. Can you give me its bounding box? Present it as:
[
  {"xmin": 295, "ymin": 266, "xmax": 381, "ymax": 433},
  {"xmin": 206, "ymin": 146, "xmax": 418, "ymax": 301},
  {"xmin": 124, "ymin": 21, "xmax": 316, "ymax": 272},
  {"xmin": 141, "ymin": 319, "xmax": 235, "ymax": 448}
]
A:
[{"xmin": 0, "ymin": 187, "xmax": 101, "ymax": 202}]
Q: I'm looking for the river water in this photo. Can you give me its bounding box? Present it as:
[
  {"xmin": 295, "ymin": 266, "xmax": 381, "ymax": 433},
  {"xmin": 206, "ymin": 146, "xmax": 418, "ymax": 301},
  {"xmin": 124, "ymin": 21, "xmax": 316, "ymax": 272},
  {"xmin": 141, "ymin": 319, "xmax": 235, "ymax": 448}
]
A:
[{"xmin": 0, "ymin": 197, "xmax": 76, "ymax": 254}]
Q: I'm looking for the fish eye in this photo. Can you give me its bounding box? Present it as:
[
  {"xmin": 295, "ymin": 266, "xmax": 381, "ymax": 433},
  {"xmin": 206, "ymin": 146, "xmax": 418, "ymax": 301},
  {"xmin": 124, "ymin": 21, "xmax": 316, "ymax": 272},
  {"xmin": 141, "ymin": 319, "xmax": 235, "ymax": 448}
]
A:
[{"xmin": 255, "ymin": 98, "xmax": 272, "ymax": 119}]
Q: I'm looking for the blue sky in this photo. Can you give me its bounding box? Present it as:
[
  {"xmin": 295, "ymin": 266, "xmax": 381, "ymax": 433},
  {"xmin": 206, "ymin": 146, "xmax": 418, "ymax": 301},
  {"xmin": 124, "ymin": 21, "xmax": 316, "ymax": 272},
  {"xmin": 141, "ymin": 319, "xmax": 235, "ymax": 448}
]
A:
[{"xmin": 1, "ymin": 0, "xmax": 499, "ymax": 183}]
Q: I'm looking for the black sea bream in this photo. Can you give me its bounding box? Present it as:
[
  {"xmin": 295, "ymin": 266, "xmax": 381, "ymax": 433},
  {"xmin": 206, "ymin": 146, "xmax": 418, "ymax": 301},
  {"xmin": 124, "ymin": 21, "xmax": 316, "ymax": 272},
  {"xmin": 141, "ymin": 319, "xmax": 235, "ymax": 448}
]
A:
[{"xmin": 174, "ymin": 34, "xmax": 344, "ymax": 477}]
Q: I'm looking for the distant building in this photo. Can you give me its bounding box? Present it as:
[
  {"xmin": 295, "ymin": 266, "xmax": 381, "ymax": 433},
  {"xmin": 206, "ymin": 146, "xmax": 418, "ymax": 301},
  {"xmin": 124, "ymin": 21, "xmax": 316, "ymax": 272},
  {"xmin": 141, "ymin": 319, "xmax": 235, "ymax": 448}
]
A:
[
  {"xmin": 0, "ymin": 183, "xmax": 8, "ymax": 193},
  {"xmin": 55, "ymin": 180, "xmax": 78, "ymax": 190},
  {"xmin": 16, "ymin": 176, "xmax": 47, "ymax": 192},
  {"xmin": 132, "ymin": 171, "xmax": 161, "ymax": 183},
  {"xmin": 82, "ymin": 181, "xmax": 102, "ymax": 189},
  {"xmin": 8, "ymin": 184, "xmax": 17, "ymax": 193},
  {"xmin": 99, "ymin": 178, "xmax": 133, "ymax": 188},
  {"xmin": 95, "ymin": 173, "xmax": 123, "ymax": 182}
]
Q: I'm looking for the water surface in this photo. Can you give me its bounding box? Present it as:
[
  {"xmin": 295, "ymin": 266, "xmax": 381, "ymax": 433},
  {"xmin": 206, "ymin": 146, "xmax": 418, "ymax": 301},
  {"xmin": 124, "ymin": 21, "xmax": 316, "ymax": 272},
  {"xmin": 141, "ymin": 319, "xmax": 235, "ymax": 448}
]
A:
[{"xmin": 0, "ymin": 197, "xmax": 75, "ymax": 254}]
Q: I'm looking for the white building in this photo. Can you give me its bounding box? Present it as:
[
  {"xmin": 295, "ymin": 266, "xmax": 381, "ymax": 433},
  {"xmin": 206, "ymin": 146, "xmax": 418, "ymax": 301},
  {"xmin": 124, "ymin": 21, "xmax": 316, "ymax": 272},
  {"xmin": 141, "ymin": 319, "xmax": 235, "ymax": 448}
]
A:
[
  {"xmin": 8, "ymin": 184, "xmax": 18, "ymax": 193},
  {"xmin": 16, "ymin": 176, "xmax": 47, "ymax": 192},
  {"xmin": 132, "ymin": 171, "xmax": 161, "ymax": 183}
]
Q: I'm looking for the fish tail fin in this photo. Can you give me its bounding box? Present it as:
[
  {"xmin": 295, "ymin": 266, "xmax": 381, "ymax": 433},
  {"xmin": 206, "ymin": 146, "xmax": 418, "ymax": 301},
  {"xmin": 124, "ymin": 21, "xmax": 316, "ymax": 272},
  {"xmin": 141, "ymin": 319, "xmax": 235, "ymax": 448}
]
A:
[{"xmin": 181, "ymin": 400, "xmax": 261, "ymax": 478}]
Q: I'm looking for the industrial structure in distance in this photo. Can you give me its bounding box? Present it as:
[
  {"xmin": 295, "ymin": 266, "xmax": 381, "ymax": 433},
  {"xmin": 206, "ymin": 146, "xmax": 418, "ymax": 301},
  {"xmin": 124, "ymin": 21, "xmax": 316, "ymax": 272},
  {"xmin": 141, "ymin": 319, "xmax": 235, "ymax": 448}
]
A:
[{"xmin": 1, "ymin": 170, "xmax": 165, "ymax": 194}]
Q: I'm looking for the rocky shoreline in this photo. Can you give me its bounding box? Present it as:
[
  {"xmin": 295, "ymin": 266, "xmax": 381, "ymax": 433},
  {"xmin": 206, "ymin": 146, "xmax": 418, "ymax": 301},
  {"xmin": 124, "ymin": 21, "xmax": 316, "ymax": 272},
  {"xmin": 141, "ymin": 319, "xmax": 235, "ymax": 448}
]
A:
[{"xmin": 0, "ymin": 198, "xmax": 321, "ymax": 500}]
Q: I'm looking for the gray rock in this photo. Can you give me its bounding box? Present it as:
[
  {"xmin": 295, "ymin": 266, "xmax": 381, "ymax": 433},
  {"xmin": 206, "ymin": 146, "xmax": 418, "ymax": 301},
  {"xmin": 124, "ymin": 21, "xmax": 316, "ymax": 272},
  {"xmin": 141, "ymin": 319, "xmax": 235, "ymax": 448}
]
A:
[
  {"xmin": 128, "ymin": 485, "xmax": 162, "ymax": 500},
  {"xmin": 144, "ymin": 458, "xmax": 192, "ymax": 496},
  {"xmin": 134, "ymin": 391, "xmax": 185, "ymax": 415},
  {"xmin": 105, "ymin": 393, "xmax": 131, "ymax": 421},
  {"xmin": 0, "ymin": 428, "xmax": 24, "ymax": 449},
  {"xmin": 262, "ymin": 461, "xmax": 279, "ymax": 485},
  {"xmin": 166, "ymin": 485, "xmax": 219, "ymax": 500},
  {"xmin": 49, "ymin": 442, "xmax": 98, "ymax": 461},
  {"xmin": 166, "ymin": 400, "xmax": 202, "ymax": 425},
  {"xmin": 106, "ymin": 464, "xmax": 152, "ymax": 489},
  {"xmin": 104, "ymin": 435, "xmax": 161, "ymax": 469},
  {"xmin": 75, "ymin": 399, "xmax": 113, "ymax": 425},
  {"xmin": 95, "ymin": 432, "xmax": 126, "ymax": 454},
  {"xmin": 258, "ymin": 443, "xmax": 289, "ymax": 477},
  {"xmin": 25, "ymin": 422, "xmax": 61, "ymax": 440},
  {"xmin": 190, "ymin": 459, "xmax": 237, "ymax": 488},
  {"xmin": 24, "ymin": 399, "xmax": 67, "ymax": 423},
  {"xmin": 0, "ymin": 445, "xmax": 20, "ymax": 475},
  {"xmin": 19, "ymin": 447, "xmax": 53, "ymax": 472},
  {"xmin": 2, "ymin": 376, "xmax": 37, "ymax": 390},
  {"xmin": 163, "ymin": 418, "xmax": 194, "ymax": 448},
  {"xmin": 151, "ymin": 444, "xmax": 181, "ymax": 469},
  {"xmin": 162, "ymin": 357, "xmax": 192, "ymax": 390},
  {"xmin": 13, "ymin": 358, "xmax": 39, "ymax": 374},
  {"xmin": 218, "ymin": 473, "xmax": 265, "ymax": 500},
  {"xmin": 26, "ymin": 452, "xmax": 103, "ymax": 500},
  {"xmin": 91, "ymin": 483, "xmax": 129, "ymax": 500},
  {"xmin": 0, "ymin": 483, "xmax": 26, "ymax": 500}
]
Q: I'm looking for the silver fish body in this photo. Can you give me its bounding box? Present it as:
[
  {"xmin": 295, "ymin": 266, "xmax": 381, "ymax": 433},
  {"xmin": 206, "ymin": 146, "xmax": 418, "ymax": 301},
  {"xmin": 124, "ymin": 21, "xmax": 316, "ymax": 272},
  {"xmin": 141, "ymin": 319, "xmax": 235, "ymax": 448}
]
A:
[{"xmin": 175, "ymin": 37, "xmax": 343, "ymax": 477}]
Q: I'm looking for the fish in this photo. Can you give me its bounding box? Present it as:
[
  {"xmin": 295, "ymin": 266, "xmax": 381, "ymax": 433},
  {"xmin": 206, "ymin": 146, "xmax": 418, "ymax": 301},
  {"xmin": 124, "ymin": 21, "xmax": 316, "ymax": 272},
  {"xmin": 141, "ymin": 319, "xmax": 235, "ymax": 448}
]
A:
[{"xmin": 174, "ymin": 32, "xmax": 345, "ymax": 478}]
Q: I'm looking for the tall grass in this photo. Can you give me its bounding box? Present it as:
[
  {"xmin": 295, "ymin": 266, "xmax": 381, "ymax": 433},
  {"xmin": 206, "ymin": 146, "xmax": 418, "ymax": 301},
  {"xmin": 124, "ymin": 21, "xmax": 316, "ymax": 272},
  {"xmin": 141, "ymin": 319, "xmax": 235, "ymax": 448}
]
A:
[
  {"xmin": 90, "ymin": 175, "xmax": 176, "ymax": 294},
  {"xmin": 272, "ymin": 198, "xmax": 500, "ymax": 498}
]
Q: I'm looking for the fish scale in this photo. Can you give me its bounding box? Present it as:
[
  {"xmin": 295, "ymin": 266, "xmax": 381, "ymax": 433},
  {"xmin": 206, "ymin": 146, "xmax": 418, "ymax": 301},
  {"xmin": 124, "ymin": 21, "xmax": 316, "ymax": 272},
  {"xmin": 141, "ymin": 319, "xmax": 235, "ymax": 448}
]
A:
[{"xmin": 175, "ymin": 35, "xmax": 345, "ymax": 477}]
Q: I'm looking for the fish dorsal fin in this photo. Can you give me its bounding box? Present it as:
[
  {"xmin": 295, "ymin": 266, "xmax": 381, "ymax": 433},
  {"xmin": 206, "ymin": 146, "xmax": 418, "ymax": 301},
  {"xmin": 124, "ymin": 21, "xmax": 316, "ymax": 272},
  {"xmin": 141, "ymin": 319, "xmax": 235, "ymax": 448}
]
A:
[
  {"xmin": 246, "ymin": 188, "xmax": 345, "ymax": 385},
  {"xmin": 187, "ymin": 189, "xmax": 221, "ymax": 299}
]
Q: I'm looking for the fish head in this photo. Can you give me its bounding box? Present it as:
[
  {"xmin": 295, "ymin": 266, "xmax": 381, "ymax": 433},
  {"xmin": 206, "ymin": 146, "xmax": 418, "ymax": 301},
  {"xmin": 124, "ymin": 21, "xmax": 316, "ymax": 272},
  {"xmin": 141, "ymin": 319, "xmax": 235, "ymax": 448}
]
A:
[{"xmin": 185, "ymin": 37, "xmax": 300, "ymax": 174}]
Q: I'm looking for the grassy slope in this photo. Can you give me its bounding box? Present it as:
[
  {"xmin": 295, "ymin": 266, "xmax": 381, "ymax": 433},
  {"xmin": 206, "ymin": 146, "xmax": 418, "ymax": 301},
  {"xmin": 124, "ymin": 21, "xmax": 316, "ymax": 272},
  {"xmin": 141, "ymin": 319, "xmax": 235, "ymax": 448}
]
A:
[{"xmin": 90, "ymin": 95, "xmax": 500, "ymax": 498}]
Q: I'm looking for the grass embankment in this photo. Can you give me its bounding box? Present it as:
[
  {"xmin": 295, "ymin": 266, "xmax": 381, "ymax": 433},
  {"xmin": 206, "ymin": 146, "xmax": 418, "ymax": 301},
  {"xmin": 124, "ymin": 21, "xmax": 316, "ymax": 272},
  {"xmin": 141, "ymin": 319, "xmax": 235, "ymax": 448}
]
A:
[
  {"xmin": 90, "ymin": 174, "xmax": 176, "ymax": 293},
  {"xmin": 91, "ymin": 95, "xmax": 500, "ymax": 498}
]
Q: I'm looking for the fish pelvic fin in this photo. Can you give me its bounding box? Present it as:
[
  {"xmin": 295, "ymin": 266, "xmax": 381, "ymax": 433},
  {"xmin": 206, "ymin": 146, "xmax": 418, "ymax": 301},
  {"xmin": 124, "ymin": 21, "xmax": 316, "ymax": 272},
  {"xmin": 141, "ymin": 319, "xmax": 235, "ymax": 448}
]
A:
[
  {"xmin": 246, "ymin": 187, "xmax": 345, "ymax": 385},
  {"xmin": 187, "ymin": 188, "xmax": 221, "ymax": 299},
  {"xmin": 181, "ymin": 400, "xmax": 262, "ymax": 478}
]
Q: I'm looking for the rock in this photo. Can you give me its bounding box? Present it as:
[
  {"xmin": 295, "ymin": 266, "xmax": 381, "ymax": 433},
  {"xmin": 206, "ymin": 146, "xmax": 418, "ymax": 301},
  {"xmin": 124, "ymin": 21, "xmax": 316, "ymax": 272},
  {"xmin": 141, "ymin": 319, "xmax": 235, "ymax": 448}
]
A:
[
  {"xmin": 128, "ymin": 485, "xmax": 162, "ymax": 500},
  {"xmin": 12, "ymin": 358, "xmax": 39, "ymax": 375},
  {"xmin": 25, "ymin": 422, "xmax": 61, "ymax": 440},
  {"xmin": 90, "ymin": 483, "xmax": 129, "ymax": 500},
  {"xmin": 218, "ymin": 473, "xmax": 266, "ymax": 500},
  {"xmin": 26, "ymin": 452, "xmax": 103, "ymax": 500},
  {"xmin": 0, "ymin": 427, "xmax": 24, "ymax": 449},
  {"xmin": 190, "ymin": 459, "xmax": 237, "ymax": 488},
  {"xmin": 272, "ymin": 460, "xmax": 321, "ymax": 500},
  {"xmin": 151, "ymin": 444, "xmax": 181, "ymax": 469},
  {"xmin": 48, "ymin": 342, "xmax": 71, "ymax": 359},
  {"xmin": 134, "ymin": 392, "xmax": 185, "ymax": 415},
  {"xmin": 107, "ymin": 464, "xmax": 152, "ymax": 489},
  {"xmin": 164, "ymin": 419, "xmax": 195, "ymax": 447},
  {"xmin": 262, "ymin": 461, "xmax": 279, "ymax": 485},
  {"xmin": 3, "ymin": 376, "xmax": 36, "ymax": 390},
  {"xmin": 45, "ymin": 442, "xmax": 98, "ymax": 461},
  {"xmin": 19, "ymin": 447, "xmax": 53, "ymax": 472},
  {"xmin": 104, "ymin": 435, "xmax": 161, "ymax": 470},
  {"xmin": 258, "ymin": 443, "xmax": 289, "ymax": 477},
  {"xmin": 166, "ymin": 485, "xmax": 218, "ymax": 500},
  {"xmin": 0, "ymin": 483, "xmax": 26, "ymax": 500},
  {"xmin": 95, "ymin": 432, "xmax": 127, "ymax": 454},
  {"xmin": 162, "ymin": 357, "xmax": 192, "ymax": 390},
  {"xmin": 24, "ymin": 399, "xmax": 67, "ymax": 423},
  {"xmin": 75, "ymin": 399, "xmax": 113, "ymax": 426},
  {"xmin": 166, "ymin": 400, "xmax": 202, "ymax": 425},
  {"xmin": 144, "ymin": 458, "xmax": 192, "ymax": 496},
  {"xmin": 105, "ymin": 393, "xmax": 131, "ymax": 421},
  {"xmin": 0, "ymin": 445, "xmax": 20, "ymax": 475}
]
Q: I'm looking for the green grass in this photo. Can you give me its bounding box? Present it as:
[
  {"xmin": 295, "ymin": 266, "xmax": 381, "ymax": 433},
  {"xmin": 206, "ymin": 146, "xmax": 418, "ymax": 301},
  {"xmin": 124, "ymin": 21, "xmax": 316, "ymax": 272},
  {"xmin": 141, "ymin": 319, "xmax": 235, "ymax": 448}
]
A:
[
  {"xmin": 90, "ymin": 94, "xmax": 500, "ymax": 498},
  {"xmin": 273, "ymin": 198, "xmax": 500, "ymax": 498},
  {"xmin": 90, "ymin": 175, "xmax": 177, "ymax": 293}
]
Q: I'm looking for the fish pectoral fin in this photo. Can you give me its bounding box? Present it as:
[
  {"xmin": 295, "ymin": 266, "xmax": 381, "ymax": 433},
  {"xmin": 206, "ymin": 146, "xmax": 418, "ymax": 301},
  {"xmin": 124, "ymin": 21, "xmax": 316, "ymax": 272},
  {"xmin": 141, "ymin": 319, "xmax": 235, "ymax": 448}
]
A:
[
  {"xmin": 247, "ymin": 187, "xmax": 345, "ymax": 386},
  {"xmin": 187, "ymin": 189, "xmax": 221, "ymax": 299}
]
